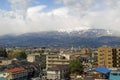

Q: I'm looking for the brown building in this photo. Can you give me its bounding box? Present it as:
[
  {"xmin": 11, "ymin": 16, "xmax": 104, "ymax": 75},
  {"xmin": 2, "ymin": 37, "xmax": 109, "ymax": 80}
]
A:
[
  {"xmin": 97, "ymin": 46, "xmax": 113, "ymax": 68},
  {"xmin": 97, "ymin": 46, "xmax": 120, "ymax": 68}
]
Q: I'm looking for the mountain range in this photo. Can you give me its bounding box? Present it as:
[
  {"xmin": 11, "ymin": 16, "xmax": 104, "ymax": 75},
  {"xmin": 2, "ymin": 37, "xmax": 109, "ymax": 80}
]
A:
[{"xmin": 0, "ymin": 29, "xmax": 120, "ymax": 47}]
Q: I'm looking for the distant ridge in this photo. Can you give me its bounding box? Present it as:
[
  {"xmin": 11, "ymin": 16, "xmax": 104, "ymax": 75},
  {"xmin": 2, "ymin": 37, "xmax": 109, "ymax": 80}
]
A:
[{"xmin": 0, "ymin": 29, "xmax": 120, "ymax": 47}]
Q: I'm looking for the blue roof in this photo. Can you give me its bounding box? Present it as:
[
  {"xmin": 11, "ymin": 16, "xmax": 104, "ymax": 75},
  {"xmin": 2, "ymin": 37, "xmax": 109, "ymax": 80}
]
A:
[{"xmin": 94, "ymin": 67, "xmax": 110, "ymax": 74}]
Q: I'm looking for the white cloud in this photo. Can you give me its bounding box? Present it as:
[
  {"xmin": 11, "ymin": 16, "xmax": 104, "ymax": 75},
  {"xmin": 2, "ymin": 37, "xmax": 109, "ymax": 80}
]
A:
[
  {"xmin": 0, "ymin": 0, "xmax": 120, "ymax": 35},
  {"xmin": 104, "ymin": 0, "xmax": 120, "ymax": 9},
  {"xmin": 8, "ymin": 0, "xmax": 30, "ymax": 17},
  {"xmin": 26, "ymin": 6, "xmax": 90, "ymax": 32},
  {"xmin": 55, "ymin": 0, "xmax": 96, "ymax": 16},
  {"xmin": 0, "ymin": 5, "xmax": 90, "ymax": 35},
  {"xmin": 55, "ymin": 0, "xmax": 120, "ymax": 31}
]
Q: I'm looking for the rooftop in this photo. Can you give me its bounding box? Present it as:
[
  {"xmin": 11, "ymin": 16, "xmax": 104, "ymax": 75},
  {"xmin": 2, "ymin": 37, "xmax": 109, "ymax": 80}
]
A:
[
  {"xmin": 94, "ymin": 67, "xmax": 110, "ymax": 74},
  {"xmin": 7, "ymin": 67, "xmax": 25, "ymax": 73}
]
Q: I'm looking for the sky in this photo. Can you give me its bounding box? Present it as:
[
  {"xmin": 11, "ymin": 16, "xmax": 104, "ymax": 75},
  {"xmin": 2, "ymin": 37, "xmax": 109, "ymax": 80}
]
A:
[{"xmin": 0, "ymin": 0, "xmax": 120, "ymax": 35}]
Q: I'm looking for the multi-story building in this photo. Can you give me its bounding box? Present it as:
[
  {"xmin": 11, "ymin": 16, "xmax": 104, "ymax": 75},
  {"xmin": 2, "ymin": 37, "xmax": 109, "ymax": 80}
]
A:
[
  {"xmin": 97, "ymin": 46, "xmax": 120, "ymax": 68},
  {"xmin": 27, "ymin": 53, "xmax": 46, "ymax": 69},
  {"xmin": 97, "ymin": 46, "xmax": 113, "ymax": 67},
  {"xmin": 112, "ymin": 48, "xmax": 120, "ymax": 67},
  {"xmin": 27, "ymin": 54, "xmax": 40, "ymax": 62},
  {"xmin": 46, "ymin": 54, "xmax": 71, "ymax": 70},
  {"xmin": 46, "ymin": 52, "xmax": 81, "ymax": 70}
]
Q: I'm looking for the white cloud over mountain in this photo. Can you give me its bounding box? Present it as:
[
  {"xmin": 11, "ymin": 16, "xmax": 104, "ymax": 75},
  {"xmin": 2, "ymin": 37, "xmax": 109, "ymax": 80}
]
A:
[{"xmin": 0, "ymin": 0, "xmax": 120, "ymax": 35}]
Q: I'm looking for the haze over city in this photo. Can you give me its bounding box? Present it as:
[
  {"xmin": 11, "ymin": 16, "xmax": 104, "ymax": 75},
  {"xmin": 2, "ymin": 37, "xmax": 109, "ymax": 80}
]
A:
[{"xmin": 0, "ymin": 0, "xmax": 120, "ymax": 35}]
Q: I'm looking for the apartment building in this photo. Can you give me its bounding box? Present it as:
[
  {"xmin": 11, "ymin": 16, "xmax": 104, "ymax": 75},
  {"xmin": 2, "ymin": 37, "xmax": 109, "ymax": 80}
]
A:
[
  {"xmin": 46, "ymin": 53, "xmax": 71, "ymax": 70},
  {"xmin": 97, "ymin": 46, "xmax": 120, "ymax": 68},
  {"xmin": 112, "ymin": 48, "xmax": 120, "ymax": 67},
  {"xmin": 46, "ymin": 52, "xmax": 81, "ymax": 70},
  {"xmin": 97, "ymin": 46, "xmax": 113, "ymax": 67}
]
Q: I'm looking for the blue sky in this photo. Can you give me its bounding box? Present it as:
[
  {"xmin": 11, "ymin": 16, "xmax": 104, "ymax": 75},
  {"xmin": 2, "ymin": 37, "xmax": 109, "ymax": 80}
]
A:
[
  {"xmin": 0, "ymin": 0, "xmax": 11, "ymax": 10},
  {"xmin": 0, "ymin": 0, "xmax": 62, "ymax": 11}
]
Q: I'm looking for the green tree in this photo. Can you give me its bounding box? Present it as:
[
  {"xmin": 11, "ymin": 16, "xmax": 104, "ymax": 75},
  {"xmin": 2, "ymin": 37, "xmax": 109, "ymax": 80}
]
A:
[
  {"xmin": 19, "ymin": 51, "xmax": 27, "ymax": 59},
  {"xmin": 0, "ymin": 48, "xmax": 8, "ymax": 58},
  {"xmin": 8, "ymin": 49, "xmax": 27, "ymax": 60},
  {"xmin": 69, "ymin": 59, "xmax": 83, "ymax": 74}
]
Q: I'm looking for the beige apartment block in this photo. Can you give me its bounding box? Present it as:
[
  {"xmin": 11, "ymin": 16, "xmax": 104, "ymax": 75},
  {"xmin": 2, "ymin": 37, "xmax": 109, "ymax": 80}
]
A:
[
  {"xmin": 46, "ymin": 52, "xmax": 81, "ymax": 70},
  {"xmin": 97, "ymin": 46, "xmax": 113, "ymax": 68}
]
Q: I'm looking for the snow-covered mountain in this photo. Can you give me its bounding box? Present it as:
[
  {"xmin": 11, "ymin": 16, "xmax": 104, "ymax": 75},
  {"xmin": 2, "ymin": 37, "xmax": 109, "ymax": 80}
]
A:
[
  {"xmin": 60, "ymin": 29, "xmax": 114, "ymax": 37},
  {"xmin": 0, "ymin": 29, "xmax": 119, "ymax": 47}
]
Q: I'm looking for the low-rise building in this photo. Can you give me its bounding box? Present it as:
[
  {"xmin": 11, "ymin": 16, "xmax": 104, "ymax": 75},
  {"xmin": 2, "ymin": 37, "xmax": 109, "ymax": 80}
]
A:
[
  {"xmin": 47, "ymin": 65, "xmax": 69, "ymax": 80},
  {"xmin": 7, "ymin": 67, "xmax": 28, "ymax": 80}
]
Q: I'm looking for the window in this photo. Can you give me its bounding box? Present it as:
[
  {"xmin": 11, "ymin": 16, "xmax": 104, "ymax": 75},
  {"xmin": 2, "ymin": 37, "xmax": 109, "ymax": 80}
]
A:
[
  {"xmin": 100, "ymin": 58, "xmax": 103, "ymax": 60},
  {"xmin": 100, "ymin": 62, "xmax": 103, "ymax": 64},
  {"xmin": 108, "ymin": 58, "xmax": 111, "ymax": 60},
  {"xmin": 108, "ymin": 50, "xmax": 111, "ymax": 52},
  {"xmin": 108, "ymin": 53, "xmax": 111, "ymax": 56},
  {"xmin": 100, "ymin": 54, "xmax": 104, "ymax": 56},
  {"xmin": 108, "ymin": 62, "xmax": 111, "ymax": 64}
]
